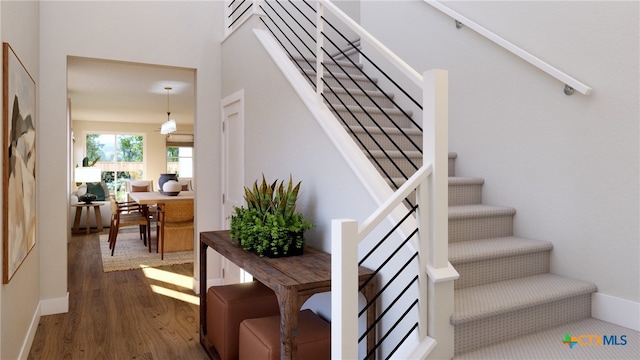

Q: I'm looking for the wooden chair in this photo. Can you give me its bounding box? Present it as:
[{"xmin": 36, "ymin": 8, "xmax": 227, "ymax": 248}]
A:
[
  {"xmin": 125, "ymin": 179, "xmax": 154, "ymax": 195},
  {"xmin": 108, "ymin": 198, "xmax": 151, "ymax": 256},
  {"xmin": 157, "ymin": 201, "xmax": 194, "ymax": 260},
  {"xmin": 177, "ymin": 177, "xmax": 193, "ymax": 191},
  {"xmin": 126, "ymin": 179, "xmax": 157, "ymax": 247}
]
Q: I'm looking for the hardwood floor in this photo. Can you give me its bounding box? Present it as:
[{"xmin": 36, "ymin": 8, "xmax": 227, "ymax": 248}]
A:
[{"xmin": 28, "ymin": 231, "xmax": 209, "ymax": 359}]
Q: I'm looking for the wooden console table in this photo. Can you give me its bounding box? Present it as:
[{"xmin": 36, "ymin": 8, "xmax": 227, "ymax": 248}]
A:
[{"xmin": 199, "ymin": 230, "xmax": 377, "ymax": 360}]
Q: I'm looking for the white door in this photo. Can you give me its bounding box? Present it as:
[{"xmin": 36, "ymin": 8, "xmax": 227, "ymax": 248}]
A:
[{"xmin": 221, "ymin": 90, "xmax": 252, "ymax": 284}]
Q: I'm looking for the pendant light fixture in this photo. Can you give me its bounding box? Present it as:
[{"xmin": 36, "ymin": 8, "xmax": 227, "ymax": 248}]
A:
[{"xmin": 160, "ymin": 86, "xmax": 177, "ymax": 135}]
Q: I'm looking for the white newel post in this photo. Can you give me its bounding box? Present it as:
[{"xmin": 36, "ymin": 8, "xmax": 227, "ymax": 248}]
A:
[
  {"xmin": 423, "ymin": 69, "xmax": 458, "ymax": 360},
  {"xmin": 332, "ymin": 219, "xmax": 359, "ymax": 359}
]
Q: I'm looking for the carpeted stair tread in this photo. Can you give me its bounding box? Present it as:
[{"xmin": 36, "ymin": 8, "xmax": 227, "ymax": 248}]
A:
[
  {"xmin": 449, "ymin": 236, "xmax": 553, "ymax": 264},
  {"xmin": 449, "ymin": 204, "xmax": 516, "ymax": 220},
  {"xmin": 351, "ymin": 126, "xmax": 421, "ymax": 136},
  {"xmin": 368, "ymin": 150, "xmax": 422, "ymax": 159},
  {"xmin": 293, "ymin": 56, "xmax": 363, "ymax": 69},
  {"xmin": 388, "ymin": 176, "xmax": 483, "ymax": 187},
  {"xmin": 304, "ymin": 70, "xmax": 377, "ymax": 83},
  {"xmin": 331, "ymin": 104, "xmax": 411, "ymax": 116},
  {"xmin": 452, "ymin": 274, "xmax": 597, "ymax": 325},
  {"xmin": 453, "ymin": 317, "xmax": 640, "ymax": 359},
  {"xmin": 326, "ymin": 87, "xmax": 393, "ymax": 99}
]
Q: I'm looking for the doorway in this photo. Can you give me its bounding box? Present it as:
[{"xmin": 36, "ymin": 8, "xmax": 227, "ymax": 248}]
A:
[{"xmin": 66, "ymin": 56, "xmax": 197, "ymax": 271}]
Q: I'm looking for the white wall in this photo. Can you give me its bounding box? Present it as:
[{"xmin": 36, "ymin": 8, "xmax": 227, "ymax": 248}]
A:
[
  {"xmin": 0, "ymin": 1, "xmax": 40, "ymax": 358},
  {"xmin": 38, "ymin": 0, "xmax": 222, "ymax": 323},
  {"xmin": 361, "ymin": 1, "xmax": 639, "ymax": 302}
]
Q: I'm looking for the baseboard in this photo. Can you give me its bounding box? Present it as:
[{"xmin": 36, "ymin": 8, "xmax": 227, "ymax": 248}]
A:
[
  {"xmin": 18, "ymin": 302, "xmax": 41, "ymax": 360},
  {"xmin": 40, "ymin": 292, "xmax": 69, "ymax": 315},
  {"xmin": 592, "ymin": 292, "xmax": 640, "ymax": 331}
]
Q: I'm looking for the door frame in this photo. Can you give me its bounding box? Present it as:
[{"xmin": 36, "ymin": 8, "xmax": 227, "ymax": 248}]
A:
[{"xmin": 220, "ymin": 89, "xmax": 251, "ymax": 283}]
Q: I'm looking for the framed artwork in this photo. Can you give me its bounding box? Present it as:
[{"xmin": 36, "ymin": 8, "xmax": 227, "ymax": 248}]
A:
[{"xmin": 2, "ymin": 43, "xmax": 36, "ymax": 284}]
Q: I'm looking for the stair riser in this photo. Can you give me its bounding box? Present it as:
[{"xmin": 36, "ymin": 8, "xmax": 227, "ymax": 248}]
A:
[
  {"xmin": 449, "ymin": 183, "xmax": 483, "ymax": 206},
  {"xmin": 449, "ymin": 215, "xmax": 513, "ymax": 243},
  {"xmin": 453, "ymin": 251, "xmax": 551, "ymax": 289},
  {"xmin": 449, "ymin": 157, "xmax": 456, "ymax": 177},
  {"xmin": 324, "ymin": 90, "xmax": 396, "ymax": 108},
  {"xmin": 454, "ymin": 294, "xmax": 592, "ymax": 354},
  {"xmin": 332, "ymin": 109, "xmax": 414, "ymax": 128},
  {"xmin": 351, "ymin": 131, "xmax": 422, "ymax": 153}
]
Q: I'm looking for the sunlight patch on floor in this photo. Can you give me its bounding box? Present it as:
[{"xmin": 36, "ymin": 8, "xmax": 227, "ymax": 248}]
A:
[
  {"xmin": 141, "ymin": 265, "xmax": 193, "ymax": 289},
  {"xmin": 150, "ymin": 285, "xmax": 199, "ymax": 305},
  {"xmin": 141, "ymin": 265, "xmax": 199, "ymax": 305}
]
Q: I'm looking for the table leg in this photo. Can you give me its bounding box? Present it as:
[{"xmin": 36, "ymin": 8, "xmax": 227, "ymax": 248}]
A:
[
  {"xmin": 361, "ymin": 280, "xmax": 378, "ymax": 359},
  {"xmin": 276, "ymin": 288, "xmax": 299, "ymax": 360},
  {"xmin": 84, "ymin": 206, "xmax": 91, "ymax": 235},
  {"xmin": 73, "ymin": 206, "xmax": 82, "ymax": 234},
  {"xmin": 94, "ymin": 205, "xmax": 103, "ymax": 233}
]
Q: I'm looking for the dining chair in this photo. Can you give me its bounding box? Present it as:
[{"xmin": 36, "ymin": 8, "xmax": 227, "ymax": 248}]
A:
[
  {"xmin": 157, "ymin": 201, "xmax": 194, "ymax": 260},
  {"xmin": 177, "ymin": 177, "xmax": 193, "ymax": 191},
  {"xmin": 126, "ymin": 179, "xmax": 158, "ymax": 244},
  {"xmin": 125, "ymin": 179, "xmax": 154, "ymax": 195},
  {"xmin": 108, "ymin": 198, "xmax": 151, "ymax": 256}
]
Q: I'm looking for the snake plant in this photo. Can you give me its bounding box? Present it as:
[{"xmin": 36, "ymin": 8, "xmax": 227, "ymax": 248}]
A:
[{"xmin": 230, "ymin": 174, "xmax": 313, "ymax": 257}]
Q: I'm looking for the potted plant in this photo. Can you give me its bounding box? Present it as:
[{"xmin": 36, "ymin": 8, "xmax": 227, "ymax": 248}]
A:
[{"xmin": 230, "ymin": 174, "xmax": 313, "ymax": 258}]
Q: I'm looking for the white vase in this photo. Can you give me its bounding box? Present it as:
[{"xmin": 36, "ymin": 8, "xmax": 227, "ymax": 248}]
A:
[{"xmin": 162, "ymin": 180, "xmax": 181, "ymax": 195}]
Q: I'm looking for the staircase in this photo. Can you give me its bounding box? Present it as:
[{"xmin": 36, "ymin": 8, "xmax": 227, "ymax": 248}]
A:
[{"xmin": 291, "ymin": 55, "xmax": 629, "ymax": 358}]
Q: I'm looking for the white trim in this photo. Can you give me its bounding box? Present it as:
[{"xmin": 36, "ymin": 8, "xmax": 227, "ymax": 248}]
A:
[
  {"xmin": 392, "ymin": 330, "xmax": 437, "ymax": 360},
  {"xmin": 426, "ymin": 263, "xmax": 459, "ymax": 283},
  {"xmin": 591, "ymin": 292, "xmax": 640, "ymax": 331},
  {"xmin": 40, "ymin": 292, "xmax": 69, "ymax": 315},
  {"xmin": 17, "ymin": 302, "xmax": 41, "ymax": 360}
]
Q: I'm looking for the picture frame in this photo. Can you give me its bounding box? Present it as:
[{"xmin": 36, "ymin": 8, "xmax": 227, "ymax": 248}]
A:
[{"xmin": 2, "ymin": 42, "xmax": 36, "ymax": 284}]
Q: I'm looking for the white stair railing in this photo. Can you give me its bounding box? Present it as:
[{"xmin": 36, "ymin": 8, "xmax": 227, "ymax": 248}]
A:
[{"xmin": 332, "ymin": 69, "xmax": 458, "ymax": 359}]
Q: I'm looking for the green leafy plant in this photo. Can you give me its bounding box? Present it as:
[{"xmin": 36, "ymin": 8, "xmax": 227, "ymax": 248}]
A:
[{"xmin": 230, "ymin": 174, "xmax": 313, "ymax": 257}]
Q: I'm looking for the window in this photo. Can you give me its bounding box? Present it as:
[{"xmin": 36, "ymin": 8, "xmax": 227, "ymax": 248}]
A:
[
  {"xmin": 86, "ymin": 133, "xmax": 144, "ymax": 201},
  {"xmin": 167, "ymin": 146, "xmax": 193, "ymax": 177}
]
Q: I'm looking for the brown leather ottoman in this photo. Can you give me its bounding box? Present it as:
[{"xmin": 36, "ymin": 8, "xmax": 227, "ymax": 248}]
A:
[
  {"xmin": 206, "ymin": 281, "xmax": 280, "ymax": 360},
  {"xmin": 238, "ymin": 309, "xmax": 331, "ymax": 360}
]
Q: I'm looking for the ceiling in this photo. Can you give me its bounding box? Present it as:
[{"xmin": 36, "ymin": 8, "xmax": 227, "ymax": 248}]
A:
[{"xmin": 67, "ymin": 57, "xmax": 195, "ymax": 129}]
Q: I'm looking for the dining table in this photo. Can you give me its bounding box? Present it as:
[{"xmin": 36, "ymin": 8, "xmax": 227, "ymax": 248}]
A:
[
  {"xmin": 127, "ymin": 190, "xmax": 194, "ymax": 205},
  {"xmin": 128, "ymin": 191, "xmax": 195, "ymax": 252}
]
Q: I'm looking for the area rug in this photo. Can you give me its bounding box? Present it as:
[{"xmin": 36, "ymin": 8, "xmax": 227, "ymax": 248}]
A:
[{"xmin": 99, "ymin": 230, "xmax": 193, "ymax": 272}]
